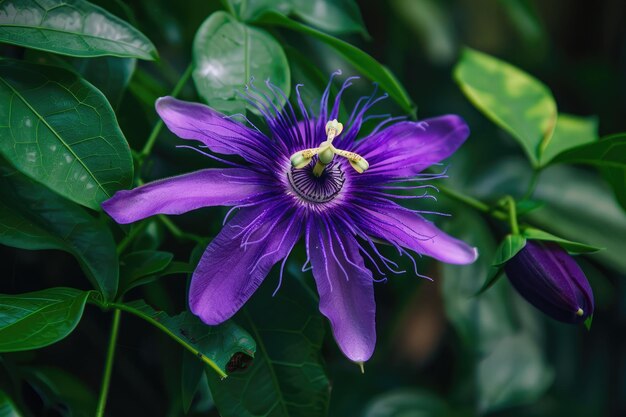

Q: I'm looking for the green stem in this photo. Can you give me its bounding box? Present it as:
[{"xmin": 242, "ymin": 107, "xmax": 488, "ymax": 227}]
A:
[
  {"xmin": 139, "ymin": 64, "xmax": 193, "ymax": 160},
  {"xmin": 95, "ymin": 309, "xmax": 122, "ymax": 417},
  {"xmin": 505, "ymin": 195, "xmax": 520, "ymax": 235},
  {"xmin": 437, "ymin": 184, "xmax": 508, "ymax": 221},
  {"xmin": 158, "ymin": 215, "xmax": 204, "ymax": 243},
  {"xmin": 116, "ymin": 221, "xmax": 149, "ymax": 255},
  {"xmin": 108, "ymin": 302, "xmax": 227, "ymax": 379}
]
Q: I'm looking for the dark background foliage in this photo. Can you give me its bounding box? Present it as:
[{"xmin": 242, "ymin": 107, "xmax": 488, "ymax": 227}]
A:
[{"xmin": 1, "ymin": 0, "xmax": 625, "ymax": 416}]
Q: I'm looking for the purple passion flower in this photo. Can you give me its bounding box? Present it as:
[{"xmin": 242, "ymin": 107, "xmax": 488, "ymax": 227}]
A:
[
  {"xmin": 102, "ymin": 73, "xmax": 477, "ymax": 362},
  {"xmin": 505, "ymin": 240, "xmax": 594, "ymax": 324}
]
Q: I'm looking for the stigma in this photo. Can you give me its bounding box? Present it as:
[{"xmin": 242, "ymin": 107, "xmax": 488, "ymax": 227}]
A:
[{"xmin": 290, "ymin": 119, "xmax": 369, "ymax": 177}]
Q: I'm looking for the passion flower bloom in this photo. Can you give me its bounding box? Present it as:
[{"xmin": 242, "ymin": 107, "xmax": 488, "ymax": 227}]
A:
[
  {"xmin": 505, "ymin": 240, "xmax": 594, "ymax": 324},
  {"xmin": 102, "ymin": 72, "xmax": 477, "ymax": 362}
]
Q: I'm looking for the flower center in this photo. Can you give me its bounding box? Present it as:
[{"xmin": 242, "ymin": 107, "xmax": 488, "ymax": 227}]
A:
[
  {"xmin": 289, "ymin": 119, "xmax": 369, "ymax": 177},
  {"xmin": 287, "ymin": 162, "xmax": 345, "ymax": 204}
]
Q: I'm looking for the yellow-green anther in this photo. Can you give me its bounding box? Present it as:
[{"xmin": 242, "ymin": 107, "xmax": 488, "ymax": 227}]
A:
[
  {"xmin": 290, "ymin": 148, "xmax": 319, "ymax": 169},
  {"xmin": 333, "ymin": 147, "xmax": 369, "ymax": 174},
  {"xmin": 576, "ymin": 308, "xmax": 584, "ymax": 317}
]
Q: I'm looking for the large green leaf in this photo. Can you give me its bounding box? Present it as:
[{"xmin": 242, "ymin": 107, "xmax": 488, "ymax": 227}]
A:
[
  {"xmin": 253, "ymin": 11, "xmax": 416, "ymax": 116},
  {"xmin": 192, "ymin": 11, "xmax": 290, "ymax": 115},
  {"xmin": 208, "ymin": 277, "xmax": 330, "ymax": 417},
  {"xmin": 0, "ymin": 59, "xmax": 134, "ymax": 210},
  {"xmin": 541, "ymin": 113, "xmax": 597, "ymax": 165},
  {"xmin": 0, "ymin": 164, "xmax": 119, "ymax": 300},
  {"xmin": 25, "ymin": 50, "xmax": 136, "ymax": 108},
  {"xmin": 0, "ymin": 288, "xmax": 90, "ymax": 352},
  {"xmin": 115, "ymin": 300, "xmax": 256, "ymax": 378},
  {"xmin": 0, "ymin": 0, "xmax": 157, "ymax": 59},
  {"xmin": 454, "ymin": 48, "xmax": 557, "ymax": 167}
]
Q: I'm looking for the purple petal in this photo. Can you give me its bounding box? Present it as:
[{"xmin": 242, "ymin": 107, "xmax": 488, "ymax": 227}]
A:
[
  {"xmin": 190, "ymin": 207, "xmax": 301, "ymax": 325},
  {"xmin": 355, "ymin": 115, "xmax": 470, "ymax": 177},
  {"xmin": 354, "ymin": 205, "xmax": 478, "ymax": 265},
  {"xmin": 102, "ymin": 168, "xmax": 264, "ymax": 224},
  {"xmin": 155, "ymin": 97, "xmax": 268, "ymax": 161},
  {"xmin": 307, "ymin": 219, "xmax": 376, "ymax": 362}
]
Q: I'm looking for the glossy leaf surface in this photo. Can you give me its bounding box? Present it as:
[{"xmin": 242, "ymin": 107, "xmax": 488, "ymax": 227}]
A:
[
  {"xmin": 208, "ymin": 277, "xmax": 330, "ymax": 417},
  {"xmin": 193, "ymin": 11, "xmax": 290, "ymax": 115},
  {"xmin": 454, "ymin": 48, "xmax": 557, "ymax": 167},
  {"xmin": 0, "ymin": 59, "xmax": 133, "ymax": 210},
  {"xmin": 0, "ymin": 288, "xmax": 90, "ymax": 352},
  {"xmin": 0, "ymin": 164, "xmax": 119, "ymax": 300},
  {"xmin": 119, "ymin": 300, "xmax": 256, "ymax": 377},
  {"xmin": 0, "ymin": 0, "xmax": 157, "ymax": 59}
]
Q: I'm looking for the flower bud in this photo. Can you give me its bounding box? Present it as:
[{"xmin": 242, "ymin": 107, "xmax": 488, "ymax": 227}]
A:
[{"xmin": 504, "ymin": 240, "xmax": 594, "ymax": 324}]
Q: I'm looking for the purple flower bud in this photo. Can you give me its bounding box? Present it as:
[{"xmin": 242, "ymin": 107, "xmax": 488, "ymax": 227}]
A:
[{"xmin": 504, "ymin": 240, "xmax": 594, "ymax": 324}]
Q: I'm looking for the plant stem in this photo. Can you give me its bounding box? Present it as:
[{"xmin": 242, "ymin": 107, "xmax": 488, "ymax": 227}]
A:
[
  {"xmin": 116, "ymin": 221, "xmax": 149, "ymax": 255},
  {"xmin": 158, "ymin": 215, "xmax": 205, "ymax": 243},
  {"xmin": 505, "ymin": 195, "xmax": 520, "ymax": 235},
  {"xmin": 95, "ymin": 309, "xmax": 122, "ymax": 417},
  {"xmin": 108, "ymin": 302, "xmax": 227, "ymax": 379},
  {"xmin": 437, "ymin": 184, "xmax": 508, "ymax": 221},
  {"xmin": 139, "ymin": 64, "xmax": 193, "ymax": 160}
]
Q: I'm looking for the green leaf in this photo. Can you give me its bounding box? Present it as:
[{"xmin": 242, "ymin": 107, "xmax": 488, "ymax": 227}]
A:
[
  {"xmin": 493, "ymin": 234, "xmax": 526, "ymax": 266},
  {"xmin": 454, "ymin": 48, "xmax": 557, "ymax": 167},
  {"xmin": 0, "ymin": 59, "xmax": 134, "ymax": 210},
  {"xmin": 227, "ymin": 0, "xmax": 366, "ymax": 34},
  {"xmin": 541, "ymin": 113, "xmax": 598, "ymax": 165},
  {"xmin": 362, "ymin": 389, "xmax": 448, "ymax": 417},
  {"xmin": 522, "ymin": 227, "xmax": 602, "ymax": 253},
  {"xmin": 290, "ymin": 0, "xmax": 367, "ymax": 35},
  {"xmin": 119, "ymin": 261, "xmax": 193, "ymax": 297},
  {"xmin": 119, "ymin": 250, "xmax": 174, "ymax": 296},
  {"xmin": 0, "ymin": 164, "xmax": 119, "ymax": 300},
  {"xmin": 475, "ymin": 234, "xmax": 526, "ymax": 295},
  {"xmin": 552, "ymin": 133, "xmax": 626, "ymax": 169},
  {"xmin": 477, "ymin": 333, "xmax": 554, "ymax": 413},
  {"xmin": 25, "ymin": 50, "xmax": 136, "ymax": 108},
  {"xmin": 253, "ymin": 11, "xmax": 416, "ymax": 116},
  {"xmin": 208, "ymin": 277, "xmax": 330, "ymax": 417},
  {"xmin": 0, "ymin": 288, "xmax": 90, "ymax": 352},
  {"xmin": 0, "ymin": 390, "xmax": 22, "ymax": 417},
  {"xmin": 0, "ymin": 0, "xmax": 157, "ymax": 59},
  {"xmin": 116, "ymin": 300, "xmax": 256, "ymax": 378},
  {"xmin": 192, "ymin": 11, "xmax": 290, "ymax": 115}
]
